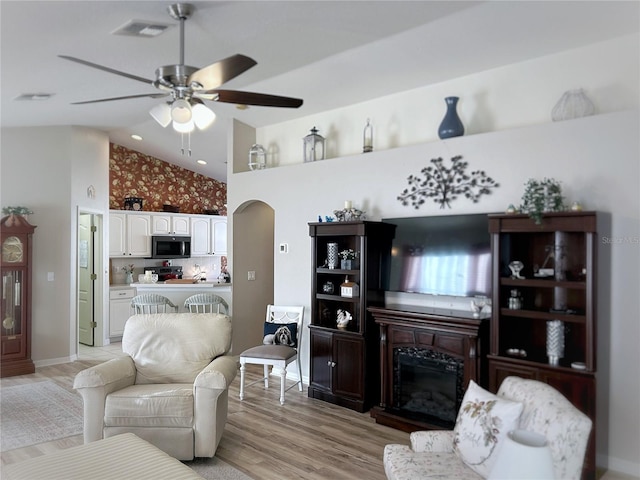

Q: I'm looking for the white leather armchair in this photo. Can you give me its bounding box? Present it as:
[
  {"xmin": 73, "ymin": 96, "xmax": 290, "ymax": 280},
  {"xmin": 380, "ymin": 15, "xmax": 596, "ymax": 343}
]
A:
[
  {"xmin": 384, "ymin": 376, "xmax": 592, "ymax": 480},
  {"xmin": 74, "ymin": 313, "xmax": 237, "ymax": 460}
]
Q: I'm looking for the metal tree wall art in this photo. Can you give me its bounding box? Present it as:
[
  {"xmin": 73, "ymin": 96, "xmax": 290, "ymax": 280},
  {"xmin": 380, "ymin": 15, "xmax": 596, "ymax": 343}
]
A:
[{"xmin": 397, "ymin": 155, "xmax": 499, "ymax": 209}]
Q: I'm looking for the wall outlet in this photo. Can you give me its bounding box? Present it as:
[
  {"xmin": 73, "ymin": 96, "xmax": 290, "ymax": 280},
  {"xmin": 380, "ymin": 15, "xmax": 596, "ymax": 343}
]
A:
[{"xmin": 248, "ymin": 271, "xmax": 256, "ymax": 281}]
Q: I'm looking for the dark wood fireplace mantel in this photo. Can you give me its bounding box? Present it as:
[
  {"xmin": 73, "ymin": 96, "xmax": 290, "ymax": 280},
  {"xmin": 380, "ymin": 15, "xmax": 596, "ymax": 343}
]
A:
[{"xmin": 369, "ymin": 305, "xmax": 489, "ymax": 432}]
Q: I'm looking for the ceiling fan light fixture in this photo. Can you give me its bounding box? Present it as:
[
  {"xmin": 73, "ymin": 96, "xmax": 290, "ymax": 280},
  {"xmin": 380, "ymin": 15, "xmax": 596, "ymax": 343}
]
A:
[
  {"xmin": 149, "ymin": 102, "xmax": 172, "ymax": 127},
  {"xmin": 173, "ymin": 118, "xmax": 195, "ymax": 133},
  {"xmin": 192, "ymin": 102, "xmax": 216, "ymax": 130},
  {"xmin": 171, "ymin": 98, "xmax": 192, "ymax": 123}
]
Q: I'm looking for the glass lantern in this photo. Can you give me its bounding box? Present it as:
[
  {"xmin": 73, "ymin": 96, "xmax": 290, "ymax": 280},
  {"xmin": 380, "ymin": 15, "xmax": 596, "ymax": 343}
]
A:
[
  {"xmin": 248, "ymin": 144, "xmax": 266, "ymax": 171},
  {"xmin": 303, "ymin": 127, "xmax": 325, "ymax": 163}
]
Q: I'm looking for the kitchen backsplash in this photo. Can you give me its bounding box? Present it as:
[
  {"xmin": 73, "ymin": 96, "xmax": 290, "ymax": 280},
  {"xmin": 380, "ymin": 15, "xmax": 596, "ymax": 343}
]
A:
[
  {"xmin": 109, "ymin": 143, "xmax": 227, "ymax": 215},
  {"xmin": 111, "ymin": 256, "xmax": 228, "ymax": 285}
]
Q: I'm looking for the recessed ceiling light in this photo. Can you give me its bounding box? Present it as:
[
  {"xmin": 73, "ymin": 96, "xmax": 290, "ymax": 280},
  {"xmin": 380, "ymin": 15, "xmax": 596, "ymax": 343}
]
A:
[
  {"xmin": 131, "ymin": 134, "xmax": 143, "ymax": 141},
  {"xmin": 197, "ymin": 159, "xmax": 207, "ymax": 165}
]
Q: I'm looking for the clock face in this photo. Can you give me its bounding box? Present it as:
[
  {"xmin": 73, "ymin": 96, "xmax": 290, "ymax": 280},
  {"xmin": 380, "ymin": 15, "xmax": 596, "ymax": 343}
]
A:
[{"xmin": 2, "ymin": 236, "xmax": 23, "ymax": 263}]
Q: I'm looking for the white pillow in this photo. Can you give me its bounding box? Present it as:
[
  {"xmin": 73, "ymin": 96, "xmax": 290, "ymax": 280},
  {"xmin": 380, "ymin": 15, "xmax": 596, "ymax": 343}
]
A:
[{"xmin": 453, "ymin": 380, "xmax": 524, "ymax": 477}]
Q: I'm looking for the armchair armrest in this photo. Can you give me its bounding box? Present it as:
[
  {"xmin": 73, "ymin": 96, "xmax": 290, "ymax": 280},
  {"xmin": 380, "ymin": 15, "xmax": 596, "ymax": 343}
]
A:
[
  {"xmin": 194, "ymin": 355, "xmax": 239, "ymax": 390},
  {"xmin": 73, "ymin": 356, "xmax": 136, "ymax": 443},
  {"xmin": 410, "ymin": 430, "xmax": 455, "ymax": 453},
  {"xmin": 193, "ymin": 354, "xmax": 238, "ymax": 457}
]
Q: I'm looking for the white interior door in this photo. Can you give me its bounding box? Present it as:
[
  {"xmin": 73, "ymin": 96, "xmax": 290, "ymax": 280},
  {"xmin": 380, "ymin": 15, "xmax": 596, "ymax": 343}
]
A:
[{"xmin": 78, "ymin": 213, "xmax": 95, "ymax": 346}]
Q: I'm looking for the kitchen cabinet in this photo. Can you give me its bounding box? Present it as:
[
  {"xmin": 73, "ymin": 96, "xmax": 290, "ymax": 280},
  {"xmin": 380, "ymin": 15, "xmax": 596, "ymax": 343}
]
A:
[
  {"xmin": 109, "ymin": 286, "xmax": 136, "ymax": 338},
  {"xmin": 308, "ymin": 221, "xmax": 395, "ymax": 412},
  {"xmin": 109, "ymin": 212, "xmax": 151, "ymax": 257},
  {"xmin": 190, "ymin": 215, "xmax": 227, "ymax": 256},
  {"xmin": 1, "ymin": 215, "xmax": 36, "ymax": 377},
  {"xmin": 487, "ymin": 211, "xmax": 597, "ymax": 480},
  {"xmin": 151, "ymin": 214, "xmax": 190, "ymax": 235}
]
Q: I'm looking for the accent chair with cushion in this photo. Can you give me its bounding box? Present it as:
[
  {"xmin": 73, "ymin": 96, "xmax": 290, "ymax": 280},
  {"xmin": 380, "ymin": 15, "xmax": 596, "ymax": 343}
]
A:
[
  {"xmin": 73, "ymin": 313, "xmax": 237, "ymax": 460},
  {"xmin": 383, "ymin": 376, "xmax": 592, "ymax": 480},
  {"xmin": 239, "ymin": 304, "xmax": 304, "ymax": 405}
]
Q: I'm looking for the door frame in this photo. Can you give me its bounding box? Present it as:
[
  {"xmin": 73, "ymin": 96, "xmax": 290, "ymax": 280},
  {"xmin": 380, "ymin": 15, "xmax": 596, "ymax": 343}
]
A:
[{"xmin": 76, "ymin": 209, "xmax": 105, "ymax": 349}]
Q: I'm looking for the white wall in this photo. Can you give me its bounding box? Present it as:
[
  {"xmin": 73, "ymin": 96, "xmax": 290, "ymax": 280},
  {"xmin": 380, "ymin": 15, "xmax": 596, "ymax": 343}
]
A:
[
  {"xmin": 228, "ymin": 35, "xmax": 640, "ymax": 475},
  {"xmin": 1, "ymin": 126, "xmax": 110, "ymax": 362}
]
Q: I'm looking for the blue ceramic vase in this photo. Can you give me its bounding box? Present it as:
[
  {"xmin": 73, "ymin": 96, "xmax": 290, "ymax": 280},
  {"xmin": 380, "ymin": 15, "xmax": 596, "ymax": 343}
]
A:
[{"xmin": 438, "ymin": 96, "xmax": 464, "ymax": 139}]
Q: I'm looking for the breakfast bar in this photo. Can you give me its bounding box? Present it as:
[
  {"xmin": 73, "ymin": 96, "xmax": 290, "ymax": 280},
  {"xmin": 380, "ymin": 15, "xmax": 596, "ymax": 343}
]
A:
[{"xmin": 132, "ymin": 281, "xmax": 232, "ymax": 314}]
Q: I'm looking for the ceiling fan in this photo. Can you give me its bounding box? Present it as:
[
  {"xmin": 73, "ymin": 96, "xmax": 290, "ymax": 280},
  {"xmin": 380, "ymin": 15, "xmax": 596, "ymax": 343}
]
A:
[{"xmin": 60, "ymin": 3, "xmax": 303, "ymax": 134}]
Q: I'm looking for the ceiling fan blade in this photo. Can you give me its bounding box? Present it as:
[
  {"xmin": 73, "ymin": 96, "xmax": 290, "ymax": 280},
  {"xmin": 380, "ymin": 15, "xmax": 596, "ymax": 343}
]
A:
[
  {"xmin": 71, "ymin": 93, "xmax": 169, "ymax": 105},
  {"xmin": 207, "ymin": 89, "xmax": 303, "ymax": 108},
  {"xmin": 188, "ymin": 54, "xmax": 257, "ymax": 91},
  {"xmin": 59, "ymin": 55, "xmax": 154, "ymax": 85}
]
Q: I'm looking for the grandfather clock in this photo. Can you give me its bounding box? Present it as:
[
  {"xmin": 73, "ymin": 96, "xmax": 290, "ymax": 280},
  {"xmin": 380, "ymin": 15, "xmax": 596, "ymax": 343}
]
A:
[{"xmin": 1, "ymin": 214, "xmax": 36, "ymax": 377}]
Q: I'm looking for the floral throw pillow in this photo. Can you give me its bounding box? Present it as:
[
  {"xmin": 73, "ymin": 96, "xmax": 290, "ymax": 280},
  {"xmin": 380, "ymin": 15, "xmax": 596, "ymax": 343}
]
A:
[{"xmin": 453, "ymin": 380, "xmax": 524, "ymax": 477}]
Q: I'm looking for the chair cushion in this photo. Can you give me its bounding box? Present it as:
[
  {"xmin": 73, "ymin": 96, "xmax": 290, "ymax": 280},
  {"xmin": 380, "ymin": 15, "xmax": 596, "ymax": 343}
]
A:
[
  {"xmin": 452, "ymin": 380, "xmax": 523, "ymax": 478},
  {"xmin": 263, "ymin": 322, "xmax": 297, "ymax": 346},
  {"xmin": 104, "ymin": 384, "xmax": 194, "ymax": 428},
  {"xmin": 122, "ymin": 313, "xmax": 232, "ymax": 384},
  {"xmin": 240, "ymin": 345, "xmax": 296, "ymax": 361},
  {"xmin": 383, "ymin": 444, "xmax": 483, "ymax": 480}
]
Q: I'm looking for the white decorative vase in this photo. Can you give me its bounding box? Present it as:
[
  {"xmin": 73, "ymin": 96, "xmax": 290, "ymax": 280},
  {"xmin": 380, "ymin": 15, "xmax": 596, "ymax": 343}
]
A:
[{"xmin": 551, "ymin": 89, "xmax": 595, "ymax": 122}]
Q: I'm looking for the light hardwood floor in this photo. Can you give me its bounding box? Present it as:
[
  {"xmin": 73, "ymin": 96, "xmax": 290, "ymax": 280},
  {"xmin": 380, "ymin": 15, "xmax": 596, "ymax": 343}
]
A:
[
  {"xmin": 1, "ymin": 348, "xmax": 636, "ymax": 480},
  {"xmin": 0, "ymin": 352, "xmax": 408, "ymax": 479}
]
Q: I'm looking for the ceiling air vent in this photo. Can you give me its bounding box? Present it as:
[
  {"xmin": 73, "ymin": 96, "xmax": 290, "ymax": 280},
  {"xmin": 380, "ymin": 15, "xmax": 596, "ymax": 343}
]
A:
[
  {"xmin": 112, "ymin": 20, "xmax": 172, "ymax": 38},
  {"xmin": 14, "ymin": 93, "xmax": 54, "ymax": 101}
]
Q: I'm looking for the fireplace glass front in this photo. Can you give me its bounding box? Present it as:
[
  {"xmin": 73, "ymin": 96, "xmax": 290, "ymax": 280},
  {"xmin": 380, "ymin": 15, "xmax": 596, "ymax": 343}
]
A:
[{"xmin": 392, "ymin": 347, "xmax": 464, "ymax": 428}]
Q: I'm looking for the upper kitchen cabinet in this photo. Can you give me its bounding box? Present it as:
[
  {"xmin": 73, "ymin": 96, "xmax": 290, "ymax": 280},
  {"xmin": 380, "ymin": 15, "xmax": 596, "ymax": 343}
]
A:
[
  {"xmin": 191, "ymin": 215, "xmax": 227, "ymax": 256},
  {"xmin": 109, "ymin": 212, "xmax": 151, "ymax": 257},
  {"xmin": 151, "ymin": 214, "xmax": 190, "ymax": 236}
]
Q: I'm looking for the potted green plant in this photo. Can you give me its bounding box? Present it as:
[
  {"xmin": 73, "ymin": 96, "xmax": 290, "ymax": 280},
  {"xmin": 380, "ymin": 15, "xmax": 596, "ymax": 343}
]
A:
[{"xmin": 519, "ymin": 178, "xmax": 565, "ymax": 224}]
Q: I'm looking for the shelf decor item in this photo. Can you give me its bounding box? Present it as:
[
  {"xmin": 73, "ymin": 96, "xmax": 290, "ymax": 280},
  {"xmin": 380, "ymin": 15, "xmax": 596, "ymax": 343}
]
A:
[
  {"xmin": 363, "ymin": 118, "xmax": 373, "ymax": 153},
  {"xmin": 398, "ymin": 155, "xmax": 499, "ymax": 209},
  {"xmin": 438, "ymin": 96, "xmax": 464, "ymax": 139},
  {"xmin": 326, "ymin": 242, "xmax": 339, "ymax": 270},
  {"xmin": 303, "ymin": 127, "xmax": 325, "ymax": 163},
  {"xmin": 338, "ymin": 248, "xmax": 357, "ymax": 270},
  {"xmin": 340, "ymin": 276, "xmax": 359, "ymax": 298},
  {"xmin": 519, "ymin": 178, "xmax": 565, "ymax": 225},
  {"xmin": 1, "ymin": 206, "xmax": 33, "ymax": 217},
  {"xmin": 336, "ymin": 309, "xmax": 352, "ymax": 330},
  {"xmin": 248, "ymin": 143, "xmax": 267, "ymax": 171},
  {"xmin": 551, "ymin": 89, "xmax": 595, "ymax": 122},
  {"xmin": 124, "ymin": 197, "xmax": 143, "ymax": 211},
  {"xmin": 546, "ymin": 320, "xmax": 565, "ymax": 366}
]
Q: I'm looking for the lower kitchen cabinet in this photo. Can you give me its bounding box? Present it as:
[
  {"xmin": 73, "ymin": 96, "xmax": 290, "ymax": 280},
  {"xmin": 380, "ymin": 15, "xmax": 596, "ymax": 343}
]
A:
[{"xmin": 109, "ymin": 287, "xmax": 136, "ymax": 338}]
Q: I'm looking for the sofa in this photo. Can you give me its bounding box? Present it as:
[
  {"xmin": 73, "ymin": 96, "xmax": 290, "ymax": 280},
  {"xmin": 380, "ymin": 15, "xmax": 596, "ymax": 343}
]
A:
[
  {"xmin": 383, "ymin": 376, "xmax": 592, "ymax": 480},
  {"xmin": 74, "ymin": 313, "xmax": 237, "ymax": 460}
]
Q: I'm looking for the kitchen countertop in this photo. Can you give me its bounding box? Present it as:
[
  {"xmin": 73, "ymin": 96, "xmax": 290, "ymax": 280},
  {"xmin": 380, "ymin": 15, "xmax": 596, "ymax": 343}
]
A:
[
  {"xmin": 132, "ymin": 281, "xmax": 232, "ymax": 288},
  {"xmin": 110, "ymin": 282, "xmax": 231, "ymax": 288}
]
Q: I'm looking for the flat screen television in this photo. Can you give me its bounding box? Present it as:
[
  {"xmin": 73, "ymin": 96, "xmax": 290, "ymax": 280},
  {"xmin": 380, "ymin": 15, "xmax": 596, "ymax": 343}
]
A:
[{"xmin": 383, "ymin": 214, "xmax": 491, "ymax": 298}]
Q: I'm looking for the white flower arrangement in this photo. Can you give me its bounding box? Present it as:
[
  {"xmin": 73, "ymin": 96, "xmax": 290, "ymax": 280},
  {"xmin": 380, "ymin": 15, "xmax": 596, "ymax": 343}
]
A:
[{"xmin": 338, "ymin": 249, "xmax": 357, "ymax": 260}]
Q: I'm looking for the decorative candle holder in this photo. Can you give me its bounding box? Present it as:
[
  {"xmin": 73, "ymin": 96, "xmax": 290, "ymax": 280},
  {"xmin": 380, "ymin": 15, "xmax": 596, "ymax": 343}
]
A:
[
  {"xmin": 546, "ymin": 320, "xmax": 565, "ymax": 365},
  {"xmin": 327, "ymin": 242, "xmax": 339, "ymax": 270}
]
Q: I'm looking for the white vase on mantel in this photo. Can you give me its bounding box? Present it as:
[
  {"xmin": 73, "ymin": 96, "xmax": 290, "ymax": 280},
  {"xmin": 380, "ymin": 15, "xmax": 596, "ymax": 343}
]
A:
[{"xmin": 551, "ymin": 89, "xmax": 595, "ymax": 122}]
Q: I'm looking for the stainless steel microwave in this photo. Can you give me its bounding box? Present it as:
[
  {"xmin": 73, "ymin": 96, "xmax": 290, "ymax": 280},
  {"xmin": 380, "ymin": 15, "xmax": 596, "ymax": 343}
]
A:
[{"xmin": 151, "ymin": 235, "xmax": 191, "ymax": 259}]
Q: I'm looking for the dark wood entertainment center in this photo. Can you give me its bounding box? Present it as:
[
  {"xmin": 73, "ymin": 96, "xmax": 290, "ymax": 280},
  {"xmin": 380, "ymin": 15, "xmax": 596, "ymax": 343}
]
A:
[
  {"xmin": 308, "ymin": 212, "xmax": 597, "ymax": 479},
  {"xmin": 369, "ymin": 306, "xmax": 489, "ymax": 432}
]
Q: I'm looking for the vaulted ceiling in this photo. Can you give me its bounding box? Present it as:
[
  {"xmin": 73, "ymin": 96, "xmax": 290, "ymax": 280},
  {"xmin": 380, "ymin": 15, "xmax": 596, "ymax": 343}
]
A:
[{"xmin": 2, "ymin": 1, "xmax": 638, "ymax": 182}]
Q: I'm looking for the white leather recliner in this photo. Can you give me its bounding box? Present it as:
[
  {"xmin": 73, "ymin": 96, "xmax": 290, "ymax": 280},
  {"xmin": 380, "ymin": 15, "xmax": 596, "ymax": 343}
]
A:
[{"xmin": 74, "ymin": 313, "xmax": 237, "ymax": 460}]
